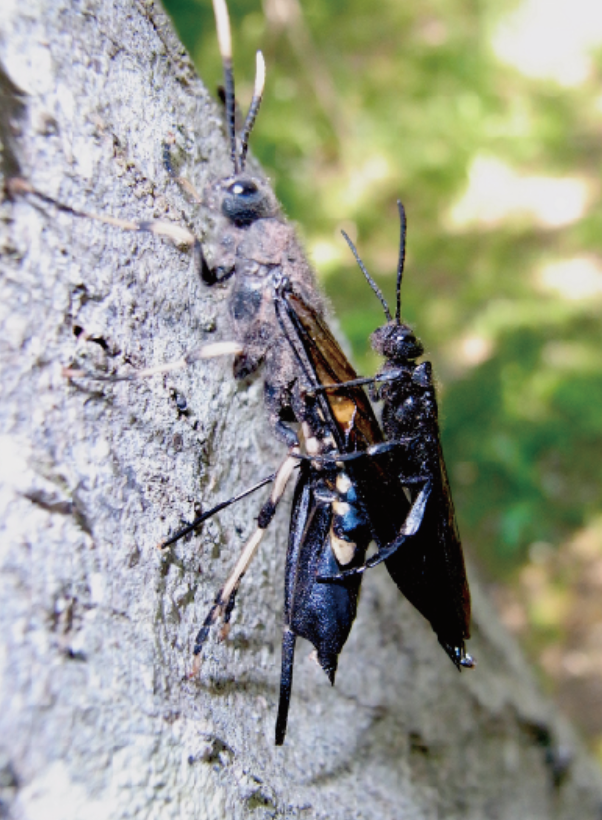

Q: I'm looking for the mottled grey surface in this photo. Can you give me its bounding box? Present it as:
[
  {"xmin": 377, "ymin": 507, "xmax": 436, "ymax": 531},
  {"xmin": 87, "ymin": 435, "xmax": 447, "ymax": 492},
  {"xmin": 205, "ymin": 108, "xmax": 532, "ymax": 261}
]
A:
[{"xmin": 1, "ymin": 1, "xmax": 601, "ymax": 818}]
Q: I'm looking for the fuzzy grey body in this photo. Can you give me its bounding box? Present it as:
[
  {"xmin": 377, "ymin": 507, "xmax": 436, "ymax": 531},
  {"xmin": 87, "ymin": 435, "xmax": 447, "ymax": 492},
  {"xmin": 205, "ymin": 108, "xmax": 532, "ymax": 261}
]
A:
[{"xmin": 201, "ymin": 173, "xmax": 326, "ymax": 444}]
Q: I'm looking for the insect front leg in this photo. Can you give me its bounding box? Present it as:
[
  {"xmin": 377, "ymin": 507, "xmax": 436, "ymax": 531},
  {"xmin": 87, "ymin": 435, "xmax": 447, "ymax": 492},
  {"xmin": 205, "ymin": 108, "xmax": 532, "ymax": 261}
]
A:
[
  {"xmin": 7, "ymin": 176, "xmax": 200, "ymax": 248},
  {"xmin": 190, "ymin": 449, "xmax": 299, "ymax": 674},
  {"xmin": 7, "ymin": 176, "xmax": 214, "ymax": 283}
]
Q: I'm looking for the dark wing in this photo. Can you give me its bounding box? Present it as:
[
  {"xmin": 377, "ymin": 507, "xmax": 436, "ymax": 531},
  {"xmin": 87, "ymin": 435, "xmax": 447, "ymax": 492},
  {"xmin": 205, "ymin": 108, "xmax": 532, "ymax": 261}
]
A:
[
  {"xmin": 437, "ymin": 450, "xmax": 471, "ymax": 640},
  {"xmin": 384, "ymin": 446, "xmax": 471, "ymax": 667},
  {"xmin": 284, "ymin": 292, "xmax": 382, "ymax": 449}
]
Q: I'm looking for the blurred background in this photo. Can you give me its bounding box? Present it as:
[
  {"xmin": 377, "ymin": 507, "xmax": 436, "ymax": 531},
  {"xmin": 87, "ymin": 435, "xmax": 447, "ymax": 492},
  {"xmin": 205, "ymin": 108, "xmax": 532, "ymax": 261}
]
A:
[{"xmin": 162, "ymin": 0, "xmax": 602, "ymax": 761}]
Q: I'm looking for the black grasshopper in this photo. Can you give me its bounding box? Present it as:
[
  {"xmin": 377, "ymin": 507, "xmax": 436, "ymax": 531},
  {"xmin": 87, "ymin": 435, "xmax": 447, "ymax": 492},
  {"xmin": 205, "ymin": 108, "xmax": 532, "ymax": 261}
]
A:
[
  {"xmin": 170, "ymin": 304, "xmax": 379, "ymax": 745},
  {"xmin": 182, "ymin": 344, "xmax": 378, "ymax": 745},
  {"xmin": 322, "ymin": 202, "xmax": 473, "ymax": 668}
]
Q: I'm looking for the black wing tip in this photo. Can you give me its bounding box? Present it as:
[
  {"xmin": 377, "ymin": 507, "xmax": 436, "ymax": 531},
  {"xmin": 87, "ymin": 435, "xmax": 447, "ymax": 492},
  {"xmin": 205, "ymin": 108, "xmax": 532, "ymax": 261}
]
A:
[{"xmin": 440, "ymin": 640, "xmax": 475, "ymax": 671}]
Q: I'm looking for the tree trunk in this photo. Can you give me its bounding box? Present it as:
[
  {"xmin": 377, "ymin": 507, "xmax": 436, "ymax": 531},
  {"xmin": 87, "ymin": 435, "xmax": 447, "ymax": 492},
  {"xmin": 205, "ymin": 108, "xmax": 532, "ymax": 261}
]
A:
[{"xmin": 1, "ymin": 1, "xmax": 601, "ymax": 818}]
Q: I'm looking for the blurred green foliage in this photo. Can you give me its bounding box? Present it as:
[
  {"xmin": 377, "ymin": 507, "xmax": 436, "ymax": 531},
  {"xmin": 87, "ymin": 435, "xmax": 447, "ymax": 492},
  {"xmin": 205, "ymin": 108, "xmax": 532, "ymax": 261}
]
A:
[{"xmin": 162, "ymin": 0, "xmax": 602, "ymax": 580}]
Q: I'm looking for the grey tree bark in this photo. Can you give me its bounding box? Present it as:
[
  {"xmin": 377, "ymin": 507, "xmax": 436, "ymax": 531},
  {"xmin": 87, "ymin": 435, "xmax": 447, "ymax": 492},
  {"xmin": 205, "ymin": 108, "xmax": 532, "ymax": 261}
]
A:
[{"xmin": 1, "ymin": 1, "xmax": 601, "ymax": 818}]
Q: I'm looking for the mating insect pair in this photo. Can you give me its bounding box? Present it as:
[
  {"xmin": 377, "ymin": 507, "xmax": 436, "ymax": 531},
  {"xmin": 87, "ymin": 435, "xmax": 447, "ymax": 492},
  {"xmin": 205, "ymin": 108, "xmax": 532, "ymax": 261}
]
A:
[
  {"xmin": 182, "ymin": 200, "xmax": 474, "ymax": 745},
  {"xmin": 9, "ymin": 0, "xmax": 472, "ymax": 745}
]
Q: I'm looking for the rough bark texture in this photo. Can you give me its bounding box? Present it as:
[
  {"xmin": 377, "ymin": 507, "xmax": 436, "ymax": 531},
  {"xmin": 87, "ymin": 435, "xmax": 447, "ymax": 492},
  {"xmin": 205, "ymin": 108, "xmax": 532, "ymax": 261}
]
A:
[{"xmin": 1, "ymin": 1, "xmax": 602, "ymax": 818}]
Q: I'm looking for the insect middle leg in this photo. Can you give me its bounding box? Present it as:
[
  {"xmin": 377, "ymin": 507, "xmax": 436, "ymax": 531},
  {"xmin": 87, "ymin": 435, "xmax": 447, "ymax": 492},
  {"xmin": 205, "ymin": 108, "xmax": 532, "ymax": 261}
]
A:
[
  {"xmin": 7, "ymin": 177, "xmax": 201, "ymax": 248},
  {"xmin": 319, "ymin": 476, "xmax": 433, "ymax": 582},
  {"xmin": 158, "ymin": 470, "xmax": 278, "ymax": 550}
]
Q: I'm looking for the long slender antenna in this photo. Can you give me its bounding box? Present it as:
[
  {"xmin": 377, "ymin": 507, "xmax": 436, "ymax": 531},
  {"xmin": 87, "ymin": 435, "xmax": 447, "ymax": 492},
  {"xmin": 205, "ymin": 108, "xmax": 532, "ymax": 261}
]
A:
[
  {"xmin": 240, "ymin": 51, "xmax": 266, "ymax": 171},
  {"xmin": 212, "ymin": 0, "xmax": 238, "ymax": 173},
  {"xmin": 341, "ymin": 230, "xmax": 392, "ymax": 322},
  {"xmin": 395, "ymin": 200, "xmax": 407, "ymax": 323}
]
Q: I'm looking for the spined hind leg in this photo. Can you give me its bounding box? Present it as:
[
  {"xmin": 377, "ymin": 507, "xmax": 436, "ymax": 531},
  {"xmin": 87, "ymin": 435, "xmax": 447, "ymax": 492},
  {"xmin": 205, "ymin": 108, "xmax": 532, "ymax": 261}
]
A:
[{"xmin": 190, "ymin": 450, "xmax": 299, "ymax": 675}]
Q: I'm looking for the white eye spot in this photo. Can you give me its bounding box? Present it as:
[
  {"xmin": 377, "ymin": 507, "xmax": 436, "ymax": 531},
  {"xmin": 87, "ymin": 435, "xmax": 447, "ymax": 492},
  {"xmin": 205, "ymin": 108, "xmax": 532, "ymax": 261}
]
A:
[{"xmin": 232, "ymin": 184, "xmax": 244, "ymax": 194}]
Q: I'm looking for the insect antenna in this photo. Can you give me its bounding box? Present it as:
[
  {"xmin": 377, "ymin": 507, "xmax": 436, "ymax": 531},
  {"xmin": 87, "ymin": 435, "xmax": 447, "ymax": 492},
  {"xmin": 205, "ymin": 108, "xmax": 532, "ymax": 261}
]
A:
[
  {"xmin": 240, "ymin": 51, "xmax": 266, "ymax": 171},
  {"xmin": 341, "ymin": 230, "xmax": 392, "ymax": 322},
  {"xmin": 212, "ymin": 0, "xmax": 238, "ymax": 173},
  {"xmin": 395, "ymin": 200, "xmax": 407, "ymax": 324}
]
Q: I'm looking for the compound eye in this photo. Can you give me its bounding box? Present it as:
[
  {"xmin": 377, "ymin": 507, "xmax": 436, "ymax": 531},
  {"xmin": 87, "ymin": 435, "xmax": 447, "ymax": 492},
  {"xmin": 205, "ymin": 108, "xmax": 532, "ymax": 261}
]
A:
[
  {"xmin": 227, "ymin": 180, "xmax": 258, "ymax": 198},
  {"xmin": 222, "ymin": 178, "xmax": 272, "ymax": 226}
]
